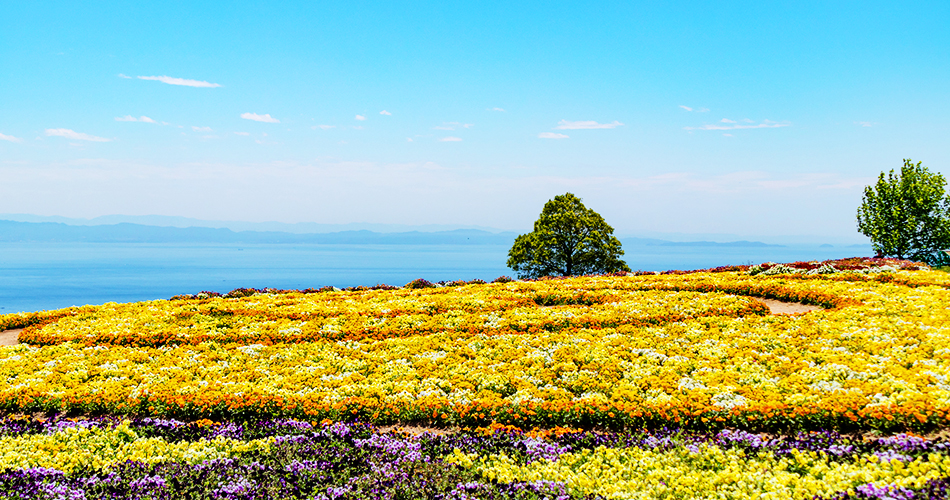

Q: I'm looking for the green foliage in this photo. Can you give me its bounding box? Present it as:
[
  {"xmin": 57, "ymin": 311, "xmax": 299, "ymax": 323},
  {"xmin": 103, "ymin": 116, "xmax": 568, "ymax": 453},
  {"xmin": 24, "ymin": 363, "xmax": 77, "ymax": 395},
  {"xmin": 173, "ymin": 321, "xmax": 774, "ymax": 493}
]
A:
[
  {"xmin": 857, "ymin": 159, "xmax": 950, "ymax": 264},
  {"xmin": 507, "ymin": 193, "xmax": 631, "ymax": 279}
]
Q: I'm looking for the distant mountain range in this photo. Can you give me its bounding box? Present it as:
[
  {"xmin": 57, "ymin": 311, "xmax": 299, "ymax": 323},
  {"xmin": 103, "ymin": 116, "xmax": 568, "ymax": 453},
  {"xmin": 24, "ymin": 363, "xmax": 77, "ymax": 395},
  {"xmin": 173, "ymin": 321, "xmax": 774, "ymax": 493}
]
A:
[
  {"xmin": 0, "ymin": 214, "xmax": 874, "ymax": 246},
  {"xmin": 0, "ymin": 214, "xmax": 505, "ymax": 235},
  {"xmin": 0, "ymin": 220, "xmax": 519, "ymax": 245},
  {"xmin": 0, "ymin": 219, "xmax": 870, "ymax": 249}
]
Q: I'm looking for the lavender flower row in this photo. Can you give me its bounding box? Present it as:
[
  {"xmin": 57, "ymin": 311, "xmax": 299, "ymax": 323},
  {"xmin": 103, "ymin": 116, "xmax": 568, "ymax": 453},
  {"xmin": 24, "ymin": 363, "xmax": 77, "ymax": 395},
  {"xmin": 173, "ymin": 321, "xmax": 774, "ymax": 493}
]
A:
[
  {"xmin": 1, "ymin": 418, "xmax": 949, "ymax": 499},
  {"xmin": 2, "ymin": 416, "xmax": 946, "ymax": 463},
  {"xmin": 0, "ymin": 421, "xmax": 574, "ymax": 500}
]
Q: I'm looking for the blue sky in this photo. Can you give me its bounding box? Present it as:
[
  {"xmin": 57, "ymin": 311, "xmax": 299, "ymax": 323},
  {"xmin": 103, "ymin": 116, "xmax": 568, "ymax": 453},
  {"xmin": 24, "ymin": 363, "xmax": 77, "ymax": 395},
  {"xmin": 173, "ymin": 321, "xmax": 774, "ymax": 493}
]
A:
[{"xmin": 1, "ymin": 1, "xmax": 948, "ymax": 242}]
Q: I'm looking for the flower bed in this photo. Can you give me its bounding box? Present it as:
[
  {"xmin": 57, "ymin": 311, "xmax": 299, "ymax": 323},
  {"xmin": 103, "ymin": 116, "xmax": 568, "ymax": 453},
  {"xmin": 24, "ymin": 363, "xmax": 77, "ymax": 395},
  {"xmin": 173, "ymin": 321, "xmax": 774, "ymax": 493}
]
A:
[
  {"xmin": 2, "ymin": 258, "xmax": 950, "ymax": 497},
  {"xmin": 1, "ymin": 417, "xmax": 948, "ymax": 499}
]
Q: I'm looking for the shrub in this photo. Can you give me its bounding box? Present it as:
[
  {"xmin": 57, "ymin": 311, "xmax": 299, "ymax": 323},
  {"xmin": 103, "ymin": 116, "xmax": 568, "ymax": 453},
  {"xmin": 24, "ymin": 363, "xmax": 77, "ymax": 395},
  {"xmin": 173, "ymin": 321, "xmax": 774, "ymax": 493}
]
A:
[{"xmin": 404, "ymin": 279, "xmax": 436, "ymax": 289}]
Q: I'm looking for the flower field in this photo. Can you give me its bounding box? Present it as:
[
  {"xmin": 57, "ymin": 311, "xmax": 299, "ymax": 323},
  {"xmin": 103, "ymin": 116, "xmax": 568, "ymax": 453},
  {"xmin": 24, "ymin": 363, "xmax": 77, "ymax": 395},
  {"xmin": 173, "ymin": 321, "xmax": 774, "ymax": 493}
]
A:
[{"xmin": 2, "ymin": 258, "xmax": 950, "ymax": 498}]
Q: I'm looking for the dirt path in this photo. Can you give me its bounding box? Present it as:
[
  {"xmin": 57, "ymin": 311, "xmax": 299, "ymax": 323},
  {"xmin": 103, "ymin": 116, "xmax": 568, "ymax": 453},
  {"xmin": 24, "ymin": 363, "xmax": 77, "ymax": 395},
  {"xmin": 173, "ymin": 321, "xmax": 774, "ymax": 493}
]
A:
[
  {"xmin": 0, "ymin": 329, "xmax": 21, "ymax": 346},
  {"xmin": 759, "ymin": 298, "xmax": 822, "ymax": 315}
]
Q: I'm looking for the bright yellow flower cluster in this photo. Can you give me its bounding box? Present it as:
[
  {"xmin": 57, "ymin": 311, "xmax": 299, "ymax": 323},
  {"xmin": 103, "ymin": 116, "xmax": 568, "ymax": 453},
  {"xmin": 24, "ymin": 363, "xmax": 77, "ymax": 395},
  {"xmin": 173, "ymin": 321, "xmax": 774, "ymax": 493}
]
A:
[
  {"xmin": 0, "ymin": 422, "xmax": 272, "ymax": 474},
  {"xmin": 449, "ymin": 445, "xmax": 950, "ymax": 500},
  {"xmin": 1, "ymin": 271, "xmax": 949, "ymax": 429},
  {"xmin": 20, "ymin": 282, "xmax": 768, "ymax": 346}
]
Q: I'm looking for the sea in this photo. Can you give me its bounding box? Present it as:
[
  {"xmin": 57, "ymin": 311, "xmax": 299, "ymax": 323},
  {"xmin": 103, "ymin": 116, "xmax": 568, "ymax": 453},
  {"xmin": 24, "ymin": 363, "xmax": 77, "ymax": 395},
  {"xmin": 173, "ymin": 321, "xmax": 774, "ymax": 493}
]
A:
[{"xmin": 0, "ymin": 241, "xmax": 871, "ymax": 314}]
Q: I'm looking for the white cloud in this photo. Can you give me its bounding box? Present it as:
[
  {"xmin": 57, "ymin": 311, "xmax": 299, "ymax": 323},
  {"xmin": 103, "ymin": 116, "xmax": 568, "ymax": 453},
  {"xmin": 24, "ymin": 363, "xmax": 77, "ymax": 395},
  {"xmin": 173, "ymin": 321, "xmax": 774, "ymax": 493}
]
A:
[
  {"xmin": 192, "ymin": 126, "xmax": 213, "ymax": 132},
  {"xmin": 720, "ymin": 118, "xmax": 736, "ymax": 123},
  {"xmin": 684, "ymin": 120, "xmax": 791, "ymax": 131},
  {"xmin": 45, "ymin": 128, "xmax": 111, "ymax": 142},
  {"xmin": 407, "ymin": 138, "xmax": 413, "ymax": 142},
  {"xmin": 379, "ymin": 110, "xmax": 392, "ymax": 115},
  {"xmin": 538, "ymin": 132, "xmax": 569, "ymax": 139},
  {"xmin": 434, "ymin": 122, "xmax": 474, "ymax": 131},
  {"xmin": 855, "ymin": 121, "xmax": 874, "ymax": 127},
  {"xmin": 137, "ymin": 75, "xmax": 221, "ymax": 88},
  {"xmin": 679, "ymin": 105, "xmax": 693, "ymax": 111},
  {"xmin": 723, "ymin": 133, "xmax": 733, "ymax": 137},
  {"xmin": 555, "ymin": 120, "xmax": 624, "ymax": 130},
  {"xmin": 491, "ymin": 107, "xmax": 506, "ymax": 112},
  {"xmin": 0, "ymin": 132, "xmax": 23, "ymax": 143},
  {"xmin": 118, "ymin": 73, "xmax": 132, "ymax": 79},
  {"xmin": 115, "ymin": 115, "xmax": 156, "ymax": 123},
  {"xmin": 439, "ymin": 136, "xmax": 463, "ymax": 142},
  {"xmin": 241, "ymin": 113, "xmax": 280, "ymax": 123},
  {"xmin": 355, "ymin": 115, "xmax": 366, "ymax": 121},
  {"xmin": 234, "ymin": 132, "xmax": 250, "ymax": 136},
  {"xmin": 312, "ymin": 125, "xmax": 335, "ymax": 130}
]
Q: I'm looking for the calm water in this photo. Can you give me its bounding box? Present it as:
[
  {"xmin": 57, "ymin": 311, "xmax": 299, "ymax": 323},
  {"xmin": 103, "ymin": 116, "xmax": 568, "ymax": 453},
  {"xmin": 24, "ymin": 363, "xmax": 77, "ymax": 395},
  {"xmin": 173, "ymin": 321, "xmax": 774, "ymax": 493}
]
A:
[{"xmin": 0, "ymin": 241, "xmax": 870, "ymax": 313}]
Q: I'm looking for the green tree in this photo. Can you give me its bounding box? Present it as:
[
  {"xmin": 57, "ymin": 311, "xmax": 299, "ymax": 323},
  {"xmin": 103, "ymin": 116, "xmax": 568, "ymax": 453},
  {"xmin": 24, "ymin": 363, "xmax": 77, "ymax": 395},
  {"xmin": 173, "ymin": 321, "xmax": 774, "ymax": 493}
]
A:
[
  {"xmin": 507, "ymin": 193, "xmax": 631, "ymax": 279},
  {"xmin": 856, "ymin": 159, "xmax": 950, "ymax": 263}
]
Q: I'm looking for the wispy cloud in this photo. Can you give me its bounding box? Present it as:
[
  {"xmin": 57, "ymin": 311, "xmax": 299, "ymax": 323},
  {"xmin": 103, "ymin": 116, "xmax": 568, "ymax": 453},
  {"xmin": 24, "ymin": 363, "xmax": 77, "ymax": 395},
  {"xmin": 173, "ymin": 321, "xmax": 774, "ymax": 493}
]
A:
[
  {"xmin": 117, "ymin": 73, "xmax": 132, "ymax": 79},
  {"xmin": 720, "ymin": 118, "xmax": 736, "ymax": 123},
  {"xmin": 539, "ymin": 132, "xmax": 569, "ymax": 139},
  {"xmin": 312, "ymin": 125, "xmax": 335, "ymax": 130},
  {"xmin": 137, "ymin": 75, "xmax": 221, "ymax": 88},
  {"xmin": 679, "ymin": 105, "xmax": 709, "ymax": 112},
  {"xmin": 45, "ymin": 128, "xmax": 111, "ymax": 142},
  {"xmin": 234, "ymin": 132, "xmax": 250, "ymax": 136},
  {"xmin": 555, "ymin": 120, "xmax": 624, "ymax": 130},
  {"xmin": 355, "ymin": 115, "xmax": 366, "ymax": 121},
  {"xmin": 192, "ymin": 126, "xmax": 212, "ymax": 132},
  {"xmin": 407, "ymin": 138, "xmax": 413, "ymax": 142},
  {"xmin": 684, "ymin": 119, "xmax": 791, "ymax": 131},
  {"xmin": 854, "ymin": 121, "xmax": 875, "ymax": 127},
  {"xmin": 115, "ymin": 115, "xmax": 156, "ymax": 123},
  {"xmin": 490, "ymin": 107, "xmax": 506, "ymax": 112},
  {"xmin": 241, "ymin": 113, "xmax": 280, "ymax": 123},
  {"xmin": 438, "ymin": 136, "xmax": 463, "ymax": 142},
  {"xmin": 379, "ymin": 110, "xmax": 391, "ymax": 115},
  {"xmin": 433, "ymin": 122, "xmax": 474, "ymax": 131},
  {"xmin": 0, "ymin": 132, "xmax": 23, "ymax": 143},
  {"xmin": 679, "ymin": 105, "xmax": 693, "ymax": 111}
]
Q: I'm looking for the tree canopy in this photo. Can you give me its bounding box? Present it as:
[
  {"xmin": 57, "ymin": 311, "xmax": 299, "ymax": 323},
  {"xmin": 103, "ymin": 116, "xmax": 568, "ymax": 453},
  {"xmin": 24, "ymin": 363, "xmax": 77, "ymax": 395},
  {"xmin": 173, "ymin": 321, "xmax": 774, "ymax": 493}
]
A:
[
  {"xmin": 856, "ymin": 159, "xmax": 950, "ymax": 263},
  {"xmin": 507, "ymin": 193, "xmax": 631, "ymax": 279}
]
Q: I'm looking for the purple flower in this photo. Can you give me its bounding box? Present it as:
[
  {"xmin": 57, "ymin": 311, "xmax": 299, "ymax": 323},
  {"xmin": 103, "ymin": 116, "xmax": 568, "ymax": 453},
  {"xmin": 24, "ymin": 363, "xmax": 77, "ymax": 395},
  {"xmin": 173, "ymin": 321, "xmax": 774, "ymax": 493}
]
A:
[{"xmin": 519, "ymin": 437, "xmax": 571, "ymax": 463}]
